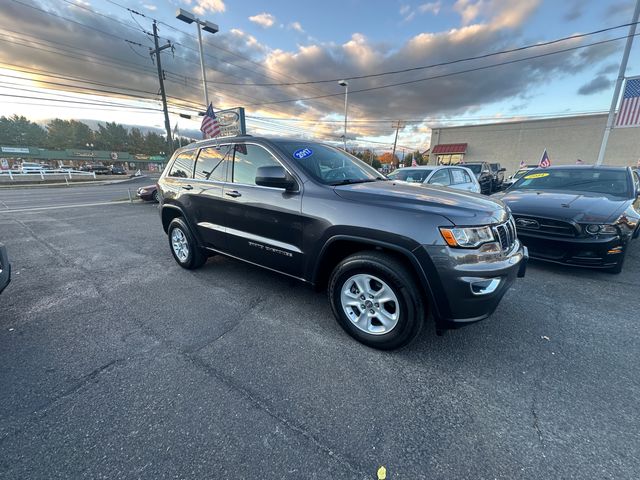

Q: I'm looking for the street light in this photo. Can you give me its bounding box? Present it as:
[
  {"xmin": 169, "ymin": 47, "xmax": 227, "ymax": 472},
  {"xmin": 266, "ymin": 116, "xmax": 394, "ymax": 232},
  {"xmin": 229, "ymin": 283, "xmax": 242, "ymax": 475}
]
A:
[
  {"xmin": 338, "ymin": 80, "xmax": 349, "ymax": 150},
  {"xmin": 176, "ymin": 8, "xmax": 219, "ymax": 108}
]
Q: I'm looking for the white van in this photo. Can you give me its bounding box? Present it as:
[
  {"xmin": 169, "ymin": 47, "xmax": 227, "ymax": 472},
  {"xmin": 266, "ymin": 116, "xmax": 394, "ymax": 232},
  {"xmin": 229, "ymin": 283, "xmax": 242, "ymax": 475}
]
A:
[{"xmin": 20, "ymin": 162, "xmax": 44, "ymax": 173}]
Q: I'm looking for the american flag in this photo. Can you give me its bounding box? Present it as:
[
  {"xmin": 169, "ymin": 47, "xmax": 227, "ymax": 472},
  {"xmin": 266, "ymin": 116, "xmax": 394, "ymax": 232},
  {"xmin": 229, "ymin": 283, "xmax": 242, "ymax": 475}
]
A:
[
  {"xmin": 519, "ymin": 160, "xmax": 526, "ymax": 168},
  {"xmin": 615, "ymin": 77, "xmax": 640, "ymax": 128},
  {"xmin": 539, "ymin": 149, "xmax": 551, "ymax": 168},
  {"xmin": 200, "ymin": 103, "xmax": 221, "ymax": 138},
  {"xmin": 411, "ymin": 158, "xmax": 418, "ymax": 166}
]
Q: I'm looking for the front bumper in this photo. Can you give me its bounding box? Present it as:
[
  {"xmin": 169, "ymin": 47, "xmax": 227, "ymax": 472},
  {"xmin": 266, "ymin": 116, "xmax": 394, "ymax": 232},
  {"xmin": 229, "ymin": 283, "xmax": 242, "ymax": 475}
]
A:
[
  {"xmin": 519, "ymin": 231, "xmax": 625, "ymax": 269},
  {"xmin": 416, "ymin": 241, "xmax": 527, "ymax": 330}
]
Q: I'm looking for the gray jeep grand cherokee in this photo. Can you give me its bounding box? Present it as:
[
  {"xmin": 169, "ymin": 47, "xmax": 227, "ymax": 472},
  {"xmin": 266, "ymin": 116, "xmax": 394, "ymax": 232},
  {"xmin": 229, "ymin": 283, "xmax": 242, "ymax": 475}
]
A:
[{"xmin": 158, "ymin": 136, "xmax": 527, "ymax": 349}]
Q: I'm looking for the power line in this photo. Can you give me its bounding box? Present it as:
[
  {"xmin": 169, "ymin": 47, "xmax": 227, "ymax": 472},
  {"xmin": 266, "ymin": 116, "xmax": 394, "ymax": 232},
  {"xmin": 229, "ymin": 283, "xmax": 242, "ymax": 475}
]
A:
[
  {"xmin": 247, "ymin": 32, "xmax": 640, "ymax": 106},
  {"xmin": 203, "ymin": 21, "xmax": 640, "ymax": 86}
]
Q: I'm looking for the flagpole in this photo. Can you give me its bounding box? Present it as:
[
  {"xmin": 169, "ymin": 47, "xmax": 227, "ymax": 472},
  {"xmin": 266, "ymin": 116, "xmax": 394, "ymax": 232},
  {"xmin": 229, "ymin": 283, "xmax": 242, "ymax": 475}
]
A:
[{"xmin": 596, "ymin": 0, "xmax": 640, "ymax": 165}]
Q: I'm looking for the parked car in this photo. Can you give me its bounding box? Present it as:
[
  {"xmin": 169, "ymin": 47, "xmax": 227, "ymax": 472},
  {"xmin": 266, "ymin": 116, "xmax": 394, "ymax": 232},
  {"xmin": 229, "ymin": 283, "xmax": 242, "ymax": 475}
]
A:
[
  {"xmin": 58, "ymin": 164, "xmax": 75, "ymax": 172},
  {"xmin": 386, "ymin": 165, "xmax": 481, "ymax": 193},
  {"xmin": 92, "ymin": 165, "xmax": 111, "ymax": 175},
  {"xmin": 462, "ymin": 162, "xmax": 494, "ymax": 194},
  {"xmin": 493, "ymin": 166, "xmax": 640, "ymax": 273},
  {"xmin": 489, "ymin": 163, "xmax": 506, "ymax": 191},
  {"xmin": 0, "ymin": 244, "xmax": 10, "ymax": 295},
  {"xmin": 502, "ymin": 165, "xmax": 537, "ymax": 189},
  {"xmin": 20, "ymin": 162, "xmax": 44, "ymax": 174},
  {"xmin": 137, "ymin": 184, "xmax": 159, "ymax": 202},
  {"xmin": 110, "ymin": 165, "xmax": 127, "ymax": 175},
  {"xmin": 157, "ymin": 137, "xmax": 527, "ymax": 350}
]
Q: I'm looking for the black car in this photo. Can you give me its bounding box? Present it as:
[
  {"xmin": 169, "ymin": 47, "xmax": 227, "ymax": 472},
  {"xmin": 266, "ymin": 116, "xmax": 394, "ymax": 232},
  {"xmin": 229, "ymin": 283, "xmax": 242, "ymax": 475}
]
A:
[
  {"xmin": 157, "ymin": 136, "xmax": 527, "ymax": 349},
  {"xmin": 494, "ymin": 166, "xmax": 640, "ymax": 273},
  {"xmin": 110, "ymin": 165, "xmax": 127, "ymax": 175},
  {"xmin": 0, "ymin": 244, "xmax": 10, "ymax": 295},
  {"xmin": 489, "ymin": 163, "xmax": 506, "ymax": 191},
  {"xmin": 463, "ymin": 162, "xmax": 494, "ymax": 194}
]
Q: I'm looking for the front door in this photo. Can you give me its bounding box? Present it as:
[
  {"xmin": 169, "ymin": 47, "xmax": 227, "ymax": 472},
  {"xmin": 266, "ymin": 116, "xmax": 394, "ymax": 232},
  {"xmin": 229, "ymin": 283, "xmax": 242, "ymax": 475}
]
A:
[{"xmin": 220, "ymin": 143, "xmax": 304, "ymax": 278}]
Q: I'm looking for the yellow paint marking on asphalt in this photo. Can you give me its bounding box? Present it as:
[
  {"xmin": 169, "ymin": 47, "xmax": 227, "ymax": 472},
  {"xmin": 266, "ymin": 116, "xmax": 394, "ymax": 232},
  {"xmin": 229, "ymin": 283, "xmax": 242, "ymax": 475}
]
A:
[{"xmin": 377, "ymin": 466, "xmax": 387, "ymax": 479}]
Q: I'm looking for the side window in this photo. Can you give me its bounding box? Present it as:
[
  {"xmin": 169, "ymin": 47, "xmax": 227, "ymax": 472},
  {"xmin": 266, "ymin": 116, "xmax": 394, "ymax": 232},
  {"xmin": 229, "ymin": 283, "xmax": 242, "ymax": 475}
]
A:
[
  {"xmin": 462, "ymin": 170, "xmax": 473, "ymax": 183},
  {"xmin": 482, "ymin": 164, "xmax": 490, "ymax": 173},
  {"xmin": 450, "ymin": 169, "xmax": 466, "ymax": 184},
  {"xmin": 429, "ymin": 169, "xmax": 451, "ymax": 186},
  {"xmin": 168, "ymin": 151, "xmax": 195, "ymax": 179},
  {"xmin": 194, "ymin": 146, "xmax": 232, "ymax": 182},
  {"xmin": 232, "ymin": 144, "xmax": 281, "ymax": 186},
  {"xmin": 634, "ymin": 171, "xmax": 640, "ymax": 192}
]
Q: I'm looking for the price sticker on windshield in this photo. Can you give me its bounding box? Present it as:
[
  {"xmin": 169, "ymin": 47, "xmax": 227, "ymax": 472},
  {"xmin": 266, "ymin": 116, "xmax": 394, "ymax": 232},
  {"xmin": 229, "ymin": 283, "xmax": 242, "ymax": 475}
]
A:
[
  {"xmin": 524, "ymin": 173, "xmax": 549, "ymax": 179},
  {"xmin": 293, "ymin": 147, "xmax": 313, "ymax": 160}
]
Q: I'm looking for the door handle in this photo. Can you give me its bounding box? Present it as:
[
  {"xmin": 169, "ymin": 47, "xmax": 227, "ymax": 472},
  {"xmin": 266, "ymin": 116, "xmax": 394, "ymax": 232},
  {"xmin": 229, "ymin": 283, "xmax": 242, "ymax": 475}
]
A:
[
  {"xmin": 225, "ymin": 190, "xmax": 242, "ymax": 198},
  {"xmin": 182, "ymin": 184, "xmax": 193, "ymax": 191}
]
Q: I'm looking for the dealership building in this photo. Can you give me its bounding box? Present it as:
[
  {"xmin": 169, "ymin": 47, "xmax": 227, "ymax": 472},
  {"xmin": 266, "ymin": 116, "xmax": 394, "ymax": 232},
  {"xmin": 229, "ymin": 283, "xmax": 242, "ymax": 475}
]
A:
[{"xmin": 429, "ymin": 113, "xmax": 640, "ymax": 173}]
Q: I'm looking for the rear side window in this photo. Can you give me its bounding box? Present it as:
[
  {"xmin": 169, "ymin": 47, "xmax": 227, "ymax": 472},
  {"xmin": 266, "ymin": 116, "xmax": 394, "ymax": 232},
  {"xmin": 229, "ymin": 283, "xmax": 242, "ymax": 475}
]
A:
[
  {"xmin": 451, "ymin": 169, "xmax": 471, "ymax": 184},
  {"xmin": 195, "ymin": 146, "xmax": 232, "ymax": 182},
  {"xmin": 168, "ymin": 151, "xmax": 195, "ymax": 179}
]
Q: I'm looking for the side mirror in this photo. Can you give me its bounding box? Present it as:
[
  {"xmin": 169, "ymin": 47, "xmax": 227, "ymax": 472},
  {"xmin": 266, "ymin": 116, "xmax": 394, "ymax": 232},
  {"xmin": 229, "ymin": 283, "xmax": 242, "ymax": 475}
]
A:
[
  {"xmin": 499, "ymin": 168, "xmax": 506, "ymax": 172},
  {"xmin": 255, "ymin": 165, "xmax": 296, "ymax": 190}
]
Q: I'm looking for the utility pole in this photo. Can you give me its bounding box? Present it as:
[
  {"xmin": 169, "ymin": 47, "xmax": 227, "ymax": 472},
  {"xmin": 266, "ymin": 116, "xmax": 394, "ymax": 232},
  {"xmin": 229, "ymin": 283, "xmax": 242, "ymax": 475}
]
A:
[
  {"xmin": 391, "ymin": 121, "xmax": 405, "ymax": 168},
  {"xmin": 150, "ymin": 21, "xmax": 174, "ymax": 153},
  {"xmin": 596, "ymin": 0, "xmax": 640, "ymax": 165}
]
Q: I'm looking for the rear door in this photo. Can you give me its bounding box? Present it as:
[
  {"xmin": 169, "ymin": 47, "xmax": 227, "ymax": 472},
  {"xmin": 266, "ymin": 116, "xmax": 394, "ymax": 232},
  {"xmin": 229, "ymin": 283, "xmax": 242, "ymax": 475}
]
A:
[
  {"xmin": 221, "ymin": 142, "xmax": 304, "ymax": 277},
  {"xmin": 189, "ymin": 145, "xmax": 233, "ymax": 250}
]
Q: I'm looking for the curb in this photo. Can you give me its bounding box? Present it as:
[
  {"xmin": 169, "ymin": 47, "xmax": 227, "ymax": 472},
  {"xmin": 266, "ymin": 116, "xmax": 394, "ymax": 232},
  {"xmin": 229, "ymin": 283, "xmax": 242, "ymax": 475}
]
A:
[{"xmin": 0, "ymin": 175, "xmax": 151, "ymax": 189}]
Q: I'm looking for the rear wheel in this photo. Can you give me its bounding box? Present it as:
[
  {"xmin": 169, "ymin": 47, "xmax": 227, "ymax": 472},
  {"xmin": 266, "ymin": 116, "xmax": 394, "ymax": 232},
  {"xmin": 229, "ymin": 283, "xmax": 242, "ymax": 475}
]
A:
[
  {"xmin": 168, "ymin": 217, "xmax": 206, "ymax": 270},
  {"xmin": 152, "ymin": 190, "xmax": 159, "ymax": 203},
  {"xmin": 328, "ymin": 251, "xmax": 425, "ymax": 350}
]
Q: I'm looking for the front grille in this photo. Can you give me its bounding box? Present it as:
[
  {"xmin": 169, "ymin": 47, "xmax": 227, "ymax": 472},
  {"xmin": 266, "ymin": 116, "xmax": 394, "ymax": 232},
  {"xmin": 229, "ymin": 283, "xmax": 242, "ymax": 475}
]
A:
[
  {"xmin": 493, "ymin": 218, "xmax": 517, "ymax": 251},
  {"xmin": 513, "ymin": 215, "xmax": 577, "ymax": 237}
]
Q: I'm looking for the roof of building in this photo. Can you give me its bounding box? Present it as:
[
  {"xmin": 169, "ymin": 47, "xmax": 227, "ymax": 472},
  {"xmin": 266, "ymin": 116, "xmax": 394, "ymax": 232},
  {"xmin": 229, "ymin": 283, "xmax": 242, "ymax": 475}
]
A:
[{"xmin": 431, "ymin": 143, "xmax": 468, "ymax": 154}]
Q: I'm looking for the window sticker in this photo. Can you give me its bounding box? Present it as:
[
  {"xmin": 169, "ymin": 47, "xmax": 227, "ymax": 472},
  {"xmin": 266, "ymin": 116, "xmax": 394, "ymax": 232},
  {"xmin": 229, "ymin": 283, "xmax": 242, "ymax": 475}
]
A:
[
  {"xmin": 293, "ymin": 147, "xmax": 313, "ymax": 160},
  {"xmin": 524, "ymin": 172, "xmax": 550, "ymax": 179}
]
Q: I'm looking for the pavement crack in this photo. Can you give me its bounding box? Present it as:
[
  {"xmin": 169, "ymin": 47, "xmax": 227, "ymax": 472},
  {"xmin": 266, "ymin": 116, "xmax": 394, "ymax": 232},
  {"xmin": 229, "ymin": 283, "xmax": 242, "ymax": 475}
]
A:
[{"xmin": 183, "ymin": 352, "xmax": 367, "ymax": 478}]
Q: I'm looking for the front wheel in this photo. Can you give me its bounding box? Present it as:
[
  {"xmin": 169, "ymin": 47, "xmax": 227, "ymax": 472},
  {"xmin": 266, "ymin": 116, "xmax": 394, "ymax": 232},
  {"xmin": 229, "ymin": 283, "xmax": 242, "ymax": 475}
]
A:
[
  {"xmin": 328, "ymin": 251, "xmax": 425, "ymax": 350},
  {"xmin": 168, "ymin": 217, "xmax": 207, "ymax": 270}
]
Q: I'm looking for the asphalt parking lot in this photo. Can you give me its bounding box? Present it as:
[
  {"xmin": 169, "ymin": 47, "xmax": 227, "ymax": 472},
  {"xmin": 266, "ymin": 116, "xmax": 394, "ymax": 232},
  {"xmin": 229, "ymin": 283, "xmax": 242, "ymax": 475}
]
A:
[{"xmin": 0, "ymin": 190, "xmax": 639, "ymax": 479}]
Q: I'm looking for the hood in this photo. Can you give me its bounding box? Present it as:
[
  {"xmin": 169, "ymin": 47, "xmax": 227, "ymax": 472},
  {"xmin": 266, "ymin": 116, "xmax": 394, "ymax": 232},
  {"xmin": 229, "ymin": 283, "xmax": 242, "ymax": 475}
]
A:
[
  {"xmin": 334, "ymin": 181, "xmax": 508, "ymax": 225},
  {"xmin": 493, "ymin": 189, "xmax": 628, "ymax": 223}
]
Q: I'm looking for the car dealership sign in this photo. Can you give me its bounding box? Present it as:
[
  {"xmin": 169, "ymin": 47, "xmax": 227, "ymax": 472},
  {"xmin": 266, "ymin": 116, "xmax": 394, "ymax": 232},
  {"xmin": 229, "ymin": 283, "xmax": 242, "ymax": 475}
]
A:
[
  {"xmin": 215, "ymin": 107, "xmax": 246, "ymax": 138},
  {"xmin": 1, "ymin": 147, "xmax": 30, "ymax": 154}
]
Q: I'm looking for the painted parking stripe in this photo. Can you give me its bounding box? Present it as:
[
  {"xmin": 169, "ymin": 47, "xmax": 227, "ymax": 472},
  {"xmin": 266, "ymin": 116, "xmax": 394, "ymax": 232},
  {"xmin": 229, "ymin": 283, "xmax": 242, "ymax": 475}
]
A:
[{"xmin": 0, "ymin": 200, "xmax": 134, "ymax": 213}]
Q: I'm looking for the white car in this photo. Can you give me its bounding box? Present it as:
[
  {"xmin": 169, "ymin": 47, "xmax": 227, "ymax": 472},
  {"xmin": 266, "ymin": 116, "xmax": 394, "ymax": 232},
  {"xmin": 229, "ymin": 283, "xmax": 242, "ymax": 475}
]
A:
[{"xmin": 387, "ymin": 165, "xmax": 481, "ymax": 193}]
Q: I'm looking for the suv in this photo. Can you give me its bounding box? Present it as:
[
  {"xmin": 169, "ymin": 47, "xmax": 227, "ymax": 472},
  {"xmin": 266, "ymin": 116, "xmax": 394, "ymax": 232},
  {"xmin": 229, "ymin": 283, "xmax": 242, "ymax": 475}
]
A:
[
  {"xmin": 462, "ymin": 162, "xmax": 494, "ymax": 194},
  {"xmin": 158, "ymin": 137, "xmax": 527, "ymax": 350},
  {"xmin": 489, "ymin": 163, "xmax": 506, "ymax": 192}
]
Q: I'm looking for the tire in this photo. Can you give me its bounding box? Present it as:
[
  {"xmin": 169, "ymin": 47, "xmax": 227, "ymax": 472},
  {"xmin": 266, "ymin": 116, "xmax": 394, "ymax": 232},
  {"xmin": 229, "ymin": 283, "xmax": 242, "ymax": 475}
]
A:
[
  {"xmin": 328, "ymin": 251, "xmax": 425, "ymax": 350},
  {"xmin": 152, "ymin": 190, "xmax": 159, "ymax": 203},
  {"xmin": 167, "ymin": 217, "xmax": 207, "ymax": 270}
]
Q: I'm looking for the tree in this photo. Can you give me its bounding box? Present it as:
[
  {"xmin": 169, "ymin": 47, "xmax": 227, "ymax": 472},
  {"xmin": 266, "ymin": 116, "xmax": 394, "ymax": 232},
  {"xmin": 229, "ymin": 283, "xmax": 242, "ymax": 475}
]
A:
[
  {"xmin": 45, "ymin": 119, "xmax": 93, "ymax": 149},
  {"xmin": 378, "ymin": 152, "xmax": 399, "ymax": 165},
  {"xmin": 372, "ymin": 158, "xmax": 381, "ymax": 170},
  {"xmin": 0, "ymin": 115, "xmax": 47, "ymax": 146},
  {"xmin": 143, "ymin": 131, "xmax": 166, "ymax": 155},
  {"xmin": 95, "ymin": 122, "xmax": 129, "ymax": 151},
  {"xmin": 128, "ymin": 128, "xmax": 145, "ymax": 154},
  {"xmin": 404, "ymin": 152, "xmax": 414, "ymax": 167},
  {"xmin": 413, "ymin": 150, "xmax": 425, "ymax": 165}
]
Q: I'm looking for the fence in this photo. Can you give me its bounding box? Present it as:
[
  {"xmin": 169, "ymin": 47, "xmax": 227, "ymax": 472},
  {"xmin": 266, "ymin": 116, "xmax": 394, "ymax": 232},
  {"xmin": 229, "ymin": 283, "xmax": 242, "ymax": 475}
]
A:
[{"xmin": 0, "ymin": 169, "xmax": 97, "ymax": 180}]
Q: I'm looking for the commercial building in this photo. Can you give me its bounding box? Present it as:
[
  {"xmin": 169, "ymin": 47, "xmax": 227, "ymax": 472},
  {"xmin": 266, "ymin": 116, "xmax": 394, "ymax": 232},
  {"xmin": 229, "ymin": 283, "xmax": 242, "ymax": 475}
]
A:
[
  {"xmin": 429, "ymin": 113, "xmax": 640, "ymax": 173},
  {"xmin": 0, "ymin": 146, "xmax": 167, "ymax": 172}
]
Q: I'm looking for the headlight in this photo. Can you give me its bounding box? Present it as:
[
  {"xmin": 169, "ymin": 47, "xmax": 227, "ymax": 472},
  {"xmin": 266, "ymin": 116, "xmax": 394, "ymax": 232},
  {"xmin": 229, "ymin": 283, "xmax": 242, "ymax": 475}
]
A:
[
  {"xmin": 584, "ymin": 224, "xmax": 618, "ymax": 235},
  {"xmin": 440, "ymin": 226, "xmax": 495, "ymax": 248}
]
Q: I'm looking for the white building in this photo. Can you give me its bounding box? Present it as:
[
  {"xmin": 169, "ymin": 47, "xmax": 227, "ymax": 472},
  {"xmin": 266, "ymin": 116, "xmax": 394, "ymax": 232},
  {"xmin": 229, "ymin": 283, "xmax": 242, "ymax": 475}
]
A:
[{"xmin": 429, "ymin": 113, "xmax": 640, "ymax": 173}]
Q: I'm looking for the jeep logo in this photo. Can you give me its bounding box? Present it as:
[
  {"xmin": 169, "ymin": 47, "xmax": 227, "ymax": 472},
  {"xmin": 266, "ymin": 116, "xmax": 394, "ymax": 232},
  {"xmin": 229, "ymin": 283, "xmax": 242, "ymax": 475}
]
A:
[{"xmin": 515, "ymin": 218, "xmax": 540, "ymax": 229}]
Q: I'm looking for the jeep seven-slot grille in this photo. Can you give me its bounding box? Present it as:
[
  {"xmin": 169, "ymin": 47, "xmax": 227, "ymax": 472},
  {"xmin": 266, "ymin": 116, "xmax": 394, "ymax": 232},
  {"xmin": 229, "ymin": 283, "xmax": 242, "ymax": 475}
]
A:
[{"xmin": 493, "ymin": 218, "xmax": 516, "ymax": 251}]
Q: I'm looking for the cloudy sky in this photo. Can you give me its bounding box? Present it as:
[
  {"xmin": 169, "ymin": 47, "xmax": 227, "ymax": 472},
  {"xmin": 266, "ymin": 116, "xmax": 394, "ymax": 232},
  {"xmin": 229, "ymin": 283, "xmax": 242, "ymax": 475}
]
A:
[{"xmin": 0, "ymin": 0, "xmax": 638, "ymax": 151}]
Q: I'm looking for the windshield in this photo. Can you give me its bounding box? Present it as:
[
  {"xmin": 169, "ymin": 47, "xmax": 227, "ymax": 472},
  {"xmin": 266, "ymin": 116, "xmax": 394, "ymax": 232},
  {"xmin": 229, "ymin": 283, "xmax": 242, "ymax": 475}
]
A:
[
  {"xmin": 465, "ymin": 164, "xmax": 482, "ymax": 174},
  {"xmin": 512, "ymin": 169, "xmax": 530, "ymax": 179},
  {"xmin": 512, "ymin": 168, "xmax": 631, "ymax": 197},
  {"xmin": 387, "ymin": 168, "xmax": 433, "ymax": 183},
  {"xmin": 275, "ymin": 141, "xmax": 383, "ymax": 185}
]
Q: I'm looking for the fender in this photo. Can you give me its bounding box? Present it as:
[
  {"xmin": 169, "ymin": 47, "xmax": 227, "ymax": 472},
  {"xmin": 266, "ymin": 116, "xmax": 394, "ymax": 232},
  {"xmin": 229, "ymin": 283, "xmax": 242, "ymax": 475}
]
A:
[
  {"xmin": 312, "ymin": 234, "xmax": 447, "ymax": 321},
  {"xmin": 161, "ymin": 203, "xmax": 206, "ymax": 247}
]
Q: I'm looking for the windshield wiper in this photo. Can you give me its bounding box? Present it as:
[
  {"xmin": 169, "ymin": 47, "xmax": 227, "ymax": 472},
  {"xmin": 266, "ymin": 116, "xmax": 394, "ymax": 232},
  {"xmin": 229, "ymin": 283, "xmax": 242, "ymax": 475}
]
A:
[{"xmin": 330, "ymin": 178, "xmax": 378, "ymax": 186}]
